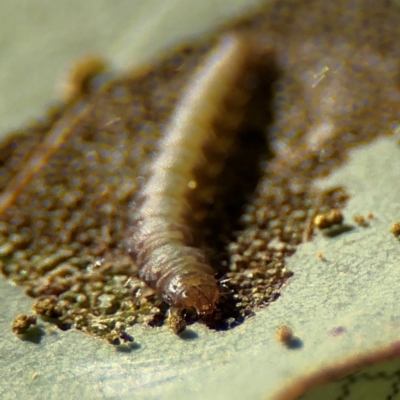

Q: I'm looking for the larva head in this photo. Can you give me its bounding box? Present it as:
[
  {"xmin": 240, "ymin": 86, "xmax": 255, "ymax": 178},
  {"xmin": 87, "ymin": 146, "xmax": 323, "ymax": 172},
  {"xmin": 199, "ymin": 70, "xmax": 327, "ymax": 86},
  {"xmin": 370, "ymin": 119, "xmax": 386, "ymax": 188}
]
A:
[{"xmin": 162, "ymin": 272, "xmax": 219, "ymax": 315}]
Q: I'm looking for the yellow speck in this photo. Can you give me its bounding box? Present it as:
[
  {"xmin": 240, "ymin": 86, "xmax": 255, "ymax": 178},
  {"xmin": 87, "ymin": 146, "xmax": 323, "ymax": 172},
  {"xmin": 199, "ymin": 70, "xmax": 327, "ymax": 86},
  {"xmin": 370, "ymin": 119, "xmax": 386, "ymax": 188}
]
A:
[{"xmin": 188, "ymin": 180, "xmax": 197, "ymax": 189}]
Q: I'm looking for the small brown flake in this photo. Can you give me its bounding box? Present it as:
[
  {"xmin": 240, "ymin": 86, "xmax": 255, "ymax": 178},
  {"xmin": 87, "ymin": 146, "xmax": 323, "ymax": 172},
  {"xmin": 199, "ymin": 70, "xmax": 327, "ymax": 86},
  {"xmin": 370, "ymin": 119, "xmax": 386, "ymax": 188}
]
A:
[
  {"xmin": 105, "ymin": 332, "xmax": 122, "ymax": 346},
  {"xmin": 314, "ymin": 209, "xmax": 344, "ymax": 230},
  {"xmin": 12, "ymin": 314, "xmax": 37, "ymax": 335},
  {"xmin": 353, "ymin": 214, "xmax": 369, "ymax": 228},
  {"xmin": 167, "ymin": 311, "xmax": 187, "ymax": 335},
  {"xmin": 276, "ymin": 325, "xmax": 294, "ymax": 345},
  {"xmin": 105, "ymin": 325, "xmax": 134, "ymax": 346},
  {"xmin": 390, "ymin": 222, "xmax": 400, "ymax": 237},
  {"xmin": 316, "ymin": 251, "xmax": 326, "ymax": 261}
]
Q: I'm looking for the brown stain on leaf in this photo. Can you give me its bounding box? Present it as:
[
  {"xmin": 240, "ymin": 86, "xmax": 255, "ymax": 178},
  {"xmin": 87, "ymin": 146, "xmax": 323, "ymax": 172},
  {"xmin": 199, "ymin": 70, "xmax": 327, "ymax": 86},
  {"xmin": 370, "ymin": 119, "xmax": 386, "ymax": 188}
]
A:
[
  {"xmin": 1, "ymin": 0, "xmax": 400, "ymax": 340},
  {"xmin": 274, "ymin": 342, "xmax": 400, "ymax": 400}
]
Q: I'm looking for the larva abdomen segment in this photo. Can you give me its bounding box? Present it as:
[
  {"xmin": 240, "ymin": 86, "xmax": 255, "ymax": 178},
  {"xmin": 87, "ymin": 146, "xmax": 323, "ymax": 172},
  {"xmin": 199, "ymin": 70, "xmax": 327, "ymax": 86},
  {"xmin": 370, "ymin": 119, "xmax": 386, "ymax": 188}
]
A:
[{"xmin": 129, "ymin": 33, "xmax": 259, "ymax": 319}]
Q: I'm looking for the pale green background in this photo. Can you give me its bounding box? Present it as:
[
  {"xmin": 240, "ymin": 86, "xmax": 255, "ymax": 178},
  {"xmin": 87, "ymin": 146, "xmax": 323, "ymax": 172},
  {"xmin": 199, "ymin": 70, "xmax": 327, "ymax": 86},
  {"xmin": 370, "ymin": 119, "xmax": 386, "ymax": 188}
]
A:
[{"xmin": 1, "ymin": 1, "xmax": 400, "ymax": 399}]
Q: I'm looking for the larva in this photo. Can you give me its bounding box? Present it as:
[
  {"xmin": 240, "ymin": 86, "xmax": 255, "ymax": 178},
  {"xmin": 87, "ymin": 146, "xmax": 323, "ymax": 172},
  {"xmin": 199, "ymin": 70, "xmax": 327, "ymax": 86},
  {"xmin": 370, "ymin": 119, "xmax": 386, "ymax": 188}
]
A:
[{"xmin": 128, "ymin": 33, "xmax": 263, "ymax": 325}]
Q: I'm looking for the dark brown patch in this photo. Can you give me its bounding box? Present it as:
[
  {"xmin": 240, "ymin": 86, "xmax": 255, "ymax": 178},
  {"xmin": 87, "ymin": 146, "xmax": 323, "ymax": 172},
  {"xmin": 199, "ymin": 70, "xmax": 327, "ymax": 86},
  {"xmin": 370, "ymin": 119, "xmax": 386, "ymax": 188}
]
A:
[{"xmin": 1, "ymin": 0, "xmax": 400, "ymax": 340}]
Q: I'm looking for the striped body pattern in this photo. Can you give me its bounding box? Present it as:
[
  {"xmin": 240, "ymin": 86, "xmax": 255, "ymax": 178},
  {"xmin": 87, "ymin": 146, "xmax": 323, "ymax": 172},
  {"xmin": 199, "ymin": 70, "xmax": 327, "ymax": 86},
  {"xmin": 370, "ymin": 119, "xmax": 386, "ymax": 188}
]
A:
[{"xmin": 128, "ymin": 34, "xmax": 260, "ymax": 317}]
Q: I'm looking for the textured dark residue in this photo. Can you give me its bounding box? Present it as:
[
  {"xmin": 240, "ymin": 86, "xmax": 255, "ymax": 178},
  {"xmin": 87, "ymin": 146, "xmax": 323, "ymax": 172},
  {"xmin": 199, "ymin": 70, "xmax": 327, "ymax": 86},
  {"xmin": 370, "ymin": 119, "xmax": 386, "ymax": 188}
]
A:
[{"xmin": 1, "ymin": 0, "xmax": 400, "ymax": 341}]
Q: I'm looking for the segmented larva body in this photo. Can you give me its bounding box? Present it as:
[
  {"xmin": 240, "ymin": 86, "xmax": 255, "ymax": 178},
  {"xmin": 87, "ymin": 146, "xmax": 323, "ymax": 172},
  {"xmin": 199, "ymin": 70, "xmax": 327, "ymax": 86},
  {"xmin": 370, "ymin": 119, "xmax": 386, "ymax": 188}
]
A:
[{"xmin": 129, "ymin": 34, "xmax": 259, "ymax": 318}]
